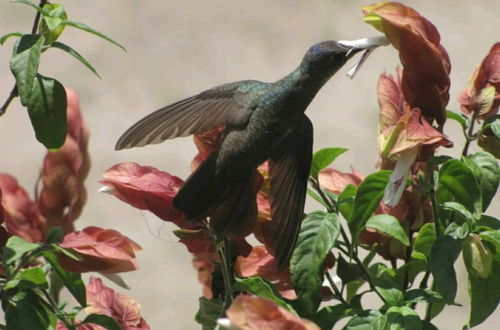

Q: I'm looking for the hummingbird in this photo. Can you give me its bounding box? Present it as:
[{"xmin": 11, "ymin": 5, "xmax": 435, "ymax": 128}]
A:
[{"xmin": 115, "ymin": 36, "xmax": 387, "ymax": 267}]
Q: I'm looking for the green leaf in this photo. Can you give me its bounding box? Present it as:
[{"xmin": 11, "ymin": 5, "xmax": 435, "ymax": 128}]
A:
[
  {"xmin": 466, "ymin": 260, "xmax": 500, "ymax": 328},
  {"xmin": 446, "ymin": 110, "xmax": 469, "ymax": 130},
  {"xmin": 394, "ymin": 259, "xmax": 426, "ymax": 287},
  {"xmin": 45, "ymin": 227, "xmax": 63, "ymax": 244},
  {"xmin": 5, "ymin": 290, "xmax": 52, "ymax": 330},
  {"xmin": 9, "ymin": 267, "xmax": 48, "ymax": 290},
  {"xmin": 428, "ymin": 235, "xmax": 463, "ymax": 302},
  {"xmin": 307, "ymin": 188, "xmax": 329, "ymax": 209},
  {"xmin": 369, "ymin": 263, "xmax": 404, "ymax": 307},
  {"xmin": 338, "ymin": 184, "xmax": 357, "ymax": 221},
  {"xmin": 365, "ymin": 214, "xmax": 410, "ymax": 246},
  {"xmin": 43, "ymin": 251, "xmax": 86, "ymax": 306},
  {"xmin": 50, "ymin": 42, "xmax": 100, "ymax": 78},
  {"xmin": 412, "ymin": 223, "xmax": 436, "ymax": 261},
  {"xmin": 315, "ymin": 304, "xmax": 351, "ymax": 330},
  {"xmin": 11, "ymin": 0, "xmax": 48, "ymax": 15},
  {"xmin": 82, "ymin": 314, "xmax": 121, "ymax": 330},
  {"xmin": 441, "ymin": 201, "xmax": 477, "ymax": 226},
  {"xmin": 27, "ymin": 74, "xmax": 67, "ymax": 149},
  {"xmin": 337, "ymin": 254, "xmax": 363, "ymax": 284},
  {"xmin": 349, "ymin": 171, "xmax": 391, "ymax": 242},
  {"xmin": 464, "ymin": 152, "xmax": 499, "ymax": 211},
  {"xmin": 0, "ymin": 32, "xmax": 23, "ymax": 45},
  {"xmin": 290, "ymin": 211, "xmax": 340, "ymax": 317},
  {"xmin": 9, "ymin": 34, "xmax": 44, "ymax": 106},
  {"xmin": 195, "ymin": 297, "xmax": 223, "ymax": 330},
  {"xmin": 463, "ymin": 235, "xmax": 493, "ymax": 278},
  {"xmin": 385, "ymin": 306, "xmax": 422, "ymax": 330},
  {"xmin": 477, "ymin": 215, "xmax": 500, "ymax": 231},
  {"xmin": 60, "ymin": 20, "xmax": 126, "ymax": 51},
  {"xmin": 403, "ymin": 289, "xmax": 445, "ymax": 304},
  {"xmin": 344, "ymin": 309, "xmax": 383, "ymax": 330},
  {"xmin": 310, "ymin": 147, "xmax": 348, "ymax": 178},
  {"xmin": 233, "ymin": 277, "xmax": 295, "ymax": 313},
  {"xmin": 437, "ymin": 159, "xmax": 482, "ymax": 218},
  {"xmin": 51, "ymin": 244, "xmax": 82, "ymax": 261},
  {"xmin": 444, "ymin": 222, "xmax": 470, "ymax": 240},
  {"xmin": 2, "ymin": 236, "xmax": 40, "ymax": 267},
  {"xmin": 479, "ymin": 230, "xmax": 500, "ymax": 252},
  {"xmin": 481, "ymin": 115, "xmax": 500, "ymax": 139}
]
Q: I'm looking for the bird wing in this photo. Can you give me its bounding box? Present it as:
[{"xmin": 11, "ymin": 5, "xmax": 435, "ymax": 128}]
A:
[
  {"xmin": 269, "ymin": 115, "xmax": 313, "ymax": 268},
  {"xmin": 115, "ymin": 80, "xmax": 268, "ymax": 150}
]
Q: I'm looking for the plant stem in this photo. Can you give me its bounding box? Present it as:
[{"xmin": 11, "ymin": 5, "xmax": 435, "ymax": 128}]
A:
[
  {"xmin": 324, "ymin": 271, "xmax": 347, "ymax": 304},
  {"xmin": 462, "ymin": 110, "xmax": 478, "ymax": 156},
  {"xmin": 1, "ymin": 0, "xmax": 48, "ymax": 116},
  {"xmin": 215, "ymin": 236, "xmax": 234, "ymax": 313},
  {"xmin": 428, "ymin": 167, "xmax": 442, "ymax": 237}
]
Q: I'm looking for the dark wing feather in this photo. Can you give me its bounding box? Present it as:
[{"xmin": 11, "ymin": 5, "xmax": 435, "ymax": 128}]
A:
[
  {"xmin": 115, "ymin": 80, "xmax": 267, "ymax": 150},
  {"xmin": 269, "ymin": 115, "xmax": 313, "ymax": 268}
]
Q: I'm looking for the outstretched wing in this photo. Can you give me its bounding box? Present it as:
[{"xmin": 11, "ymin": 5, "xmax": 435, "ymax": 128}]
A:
[
  {"xmin": 115, "ymin": 80, "xmax": 268, "ymax": 150},
  {"xmin": 269, "ymin": 115, "xmax": 313, "ymax": 268}
]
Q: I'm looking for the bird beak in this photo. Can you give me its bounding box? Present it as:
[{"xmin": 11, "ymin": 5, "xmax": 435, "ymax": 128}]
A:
[
  {"xmin": 338, "ymin": 35, "xmax": 389, "ymax": 58},
  {"xmin": 338, "ymin": 35, "xmax": 389, "ymax": 79}
]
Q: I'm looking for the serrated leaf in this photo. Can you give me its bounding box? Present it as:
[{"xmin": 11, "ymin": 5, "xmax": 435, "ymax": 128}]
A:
[
  {"xmin": 9, "ymin": 34, "xmax": 44, "ymax": 106},
  {"xmin": 82, "ymin": 314, "xmax": 121, "ymax": 330},
  {"xmin": 3, "ymin": 236, "xmax": 40, "ymax": 267},
  {"xmin": 233, "ymin": 277, "xmax": 295, "ymax": 313},
  {"xmin": 5, "ymin": 290, "xmax": 53, "ymax": 330},
  {"xmin": 464, "ymin": 151, "xmax": 499, "ymax": 211},
  {"xmin": 338, "ymin": 184, "xmax": 357, "ymax": 221},
  {"xmin": 466, "ymin": 260, "xmax": 500, "ymax": 328},
  {"xmin": 349, "ymin": 170, "xmax": 391, "ymax": 242},
  {"xmin": 27, "ymin": 74, "xmax": 67, "ymax": 149},
  {"xmin": 446, "ymin": 110, "xmax": 469, "ymax": 130},
  {"xmin": 412, "ymin": 223, "xmax": 436, "ymax": 261},
  {"xmin": 310, "ymin": 147, "xmax": 348, "ymax": 178},
  {"xmin": 437, "ymin": 159, "xmax": 482, "ymax": 218},
  {"xmin": 50, "ymin": 42, "xmax": 100, "ymax": 77},
  {"xmin": 290, "ymin": 211, "xmax": 340, "ymax": 317},
  {"xmin": 428, "ymin": 235, "xmax": 463, "ymax": 302},
  {"xmin": 0, "ymin": 32, "xmax": 23, "ymax": 45},
  {"xmin": 60, "ymin": 20, "xmax": 126, "ymax": 51},
  {"xmin": 195, "ymin": 297, "xmax": 223, "ymax": 330},
  {"xmin": 43, "ymin": 251, "xmax": 86, "ymax": 306},
  {"xmin": 365, "ymin": 214, "xmax": 410, "ymax": 246}
]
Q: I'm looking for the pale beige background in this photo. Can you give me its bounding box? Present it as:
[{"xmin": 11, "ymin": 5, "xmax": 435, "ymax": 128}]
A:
[{"xmin": 0, "ymin": 1, "xmax": 498, "ymax": 329}]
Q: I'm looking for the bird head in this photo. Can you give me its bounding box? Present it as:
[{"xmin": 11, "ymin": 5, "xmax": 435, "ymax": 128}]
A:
[{"xmin": 301, "ymin": 36, "xmax": 388, "ymax": 74}]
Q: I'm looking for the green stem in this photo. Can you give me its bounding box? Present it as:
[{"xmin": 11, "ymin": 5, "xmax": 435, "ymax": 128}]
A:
[
  {"xmin": 462, "ymin": 109, "xmax": 478, "ymax": 156},
  {"xmin": 325, "ymin": 271, "xmax": 347, "ymax": 305},
  {"xmin": 215, "ymin": 236, "xmax": 234, "ymax": 314},
  {"xmin": 1, "ymin": 0, "xmax": 48, "ymax": 116}
]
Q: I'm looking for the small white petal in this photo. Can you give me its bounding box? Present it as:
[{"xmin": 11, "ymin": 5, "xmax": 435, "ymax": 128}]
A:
[
  {"xmin": 217, "ymin": 318, "xmax": 238, "ymax": 330},
  {"xmin": 383, "ymin": 148, "xmax": 419, "ymax": 207},
  {"xmin": 98, "ymin": 186, "xmax": 113, "ymax": 194}
]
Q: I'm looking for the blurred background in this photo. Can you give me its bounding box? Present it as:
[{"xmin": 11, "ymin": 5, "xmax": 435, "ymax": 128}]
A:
[{"xmin": 0, "ymin": 0, "xmax": 499, "ymax": 328}]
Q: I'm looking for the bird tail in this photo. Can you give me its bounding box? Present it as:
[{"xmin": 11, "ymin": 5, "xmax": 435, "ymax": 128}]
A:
[
  {"xmin": 173, "ymin": 152, "xmax": 258, "ymax": 236},
  {"xmin": 173, "ymin": 152, "xmax": 223, "ymax": 220}
]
